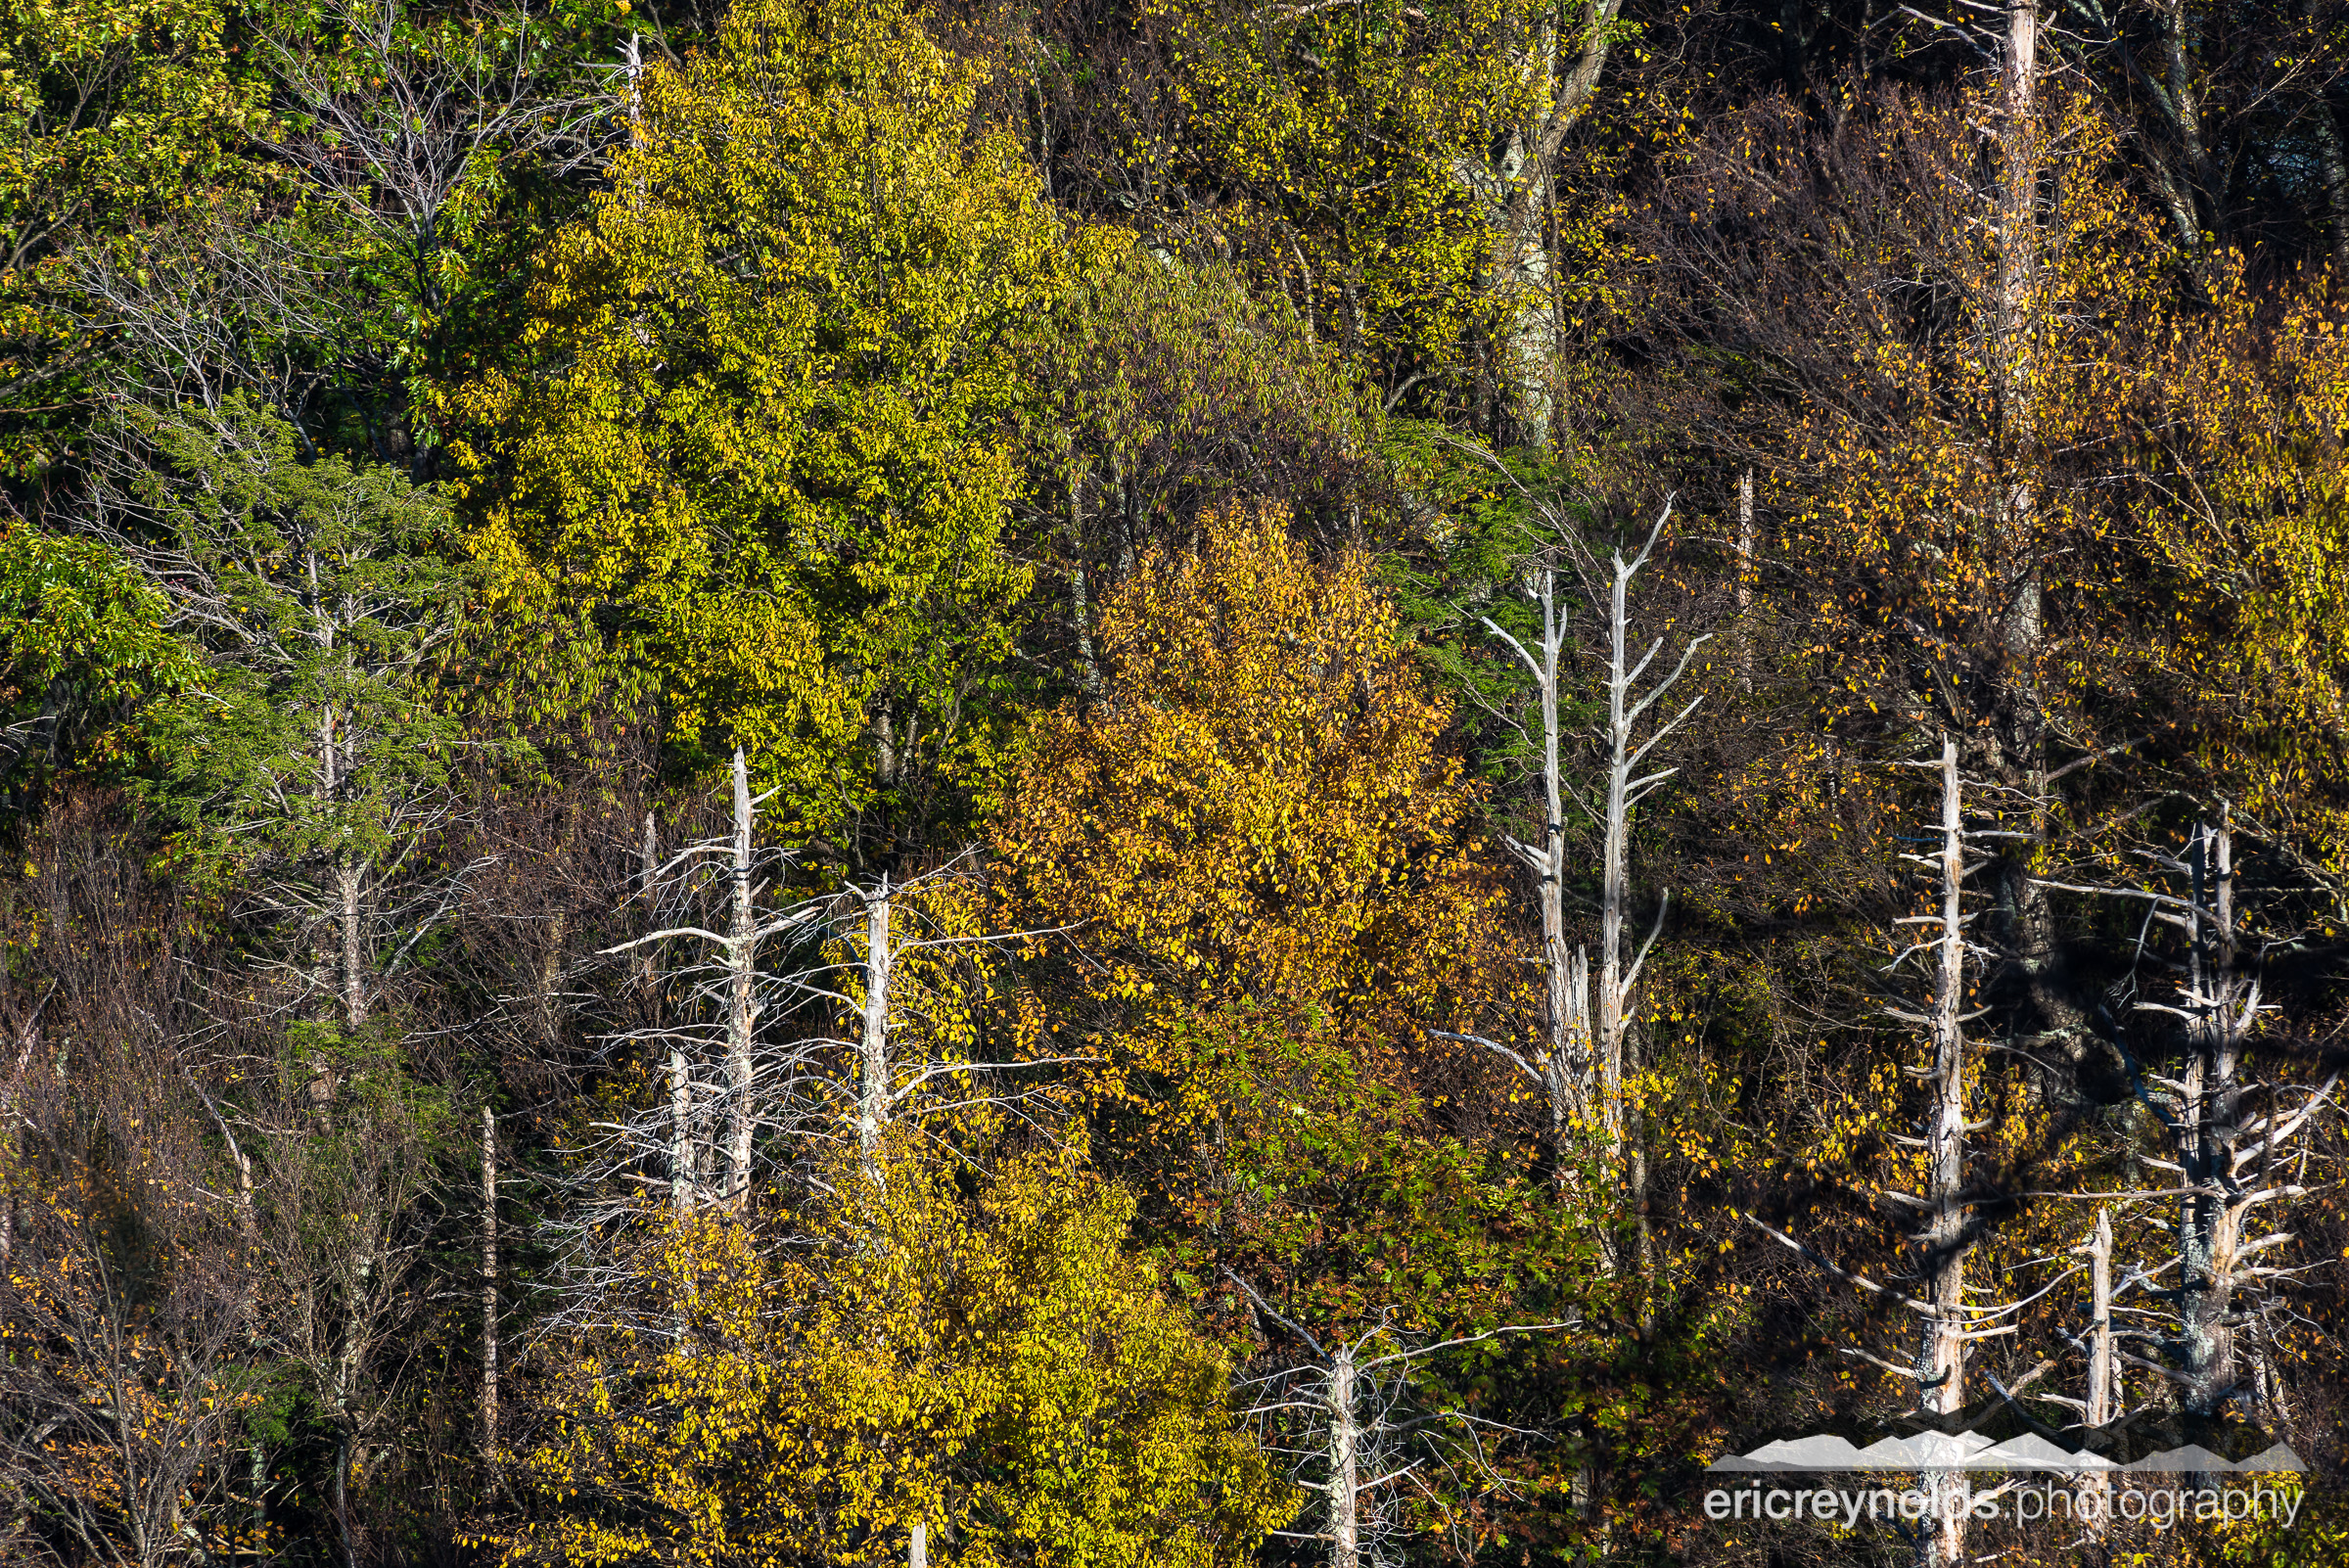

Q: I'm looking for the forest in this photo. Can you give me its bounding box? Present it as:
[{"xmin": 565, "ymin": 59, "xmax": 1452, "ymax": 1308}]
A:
[{"xmin": 4, "ymin": 0, "xmax": 2349, "ymax": 1562}]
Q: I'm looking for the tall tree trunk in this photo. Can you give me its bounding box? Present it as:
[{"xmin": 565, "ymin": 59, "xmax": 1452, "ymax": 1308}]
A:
[
  {"xmin": 1485, "ymin": 572, "xmax": 1590, "ymax": 1177},
  {"xmin": 2083, "ymin": 1205, "xmax": 2114, "ymax": 1534},
  {"xmin": 1327, "ymin": 1346, "xmax": 1359, "ymax": 1568},
  {"xmin": 1992, "ymin": 0, "xmax": 2077, "ymax": 1058},
  {"xmin": 1471, "ymin": 0, "xmax": 1624, "ymax": 445},
  {"xmin": 1917, "ymin": 738, "xmax": 1972, "ymax": 1568},
  {"xmin": 725, "ymin": 750, "xmax": 757, "ymax": 1207},
  {"xmin": 2180, "ymin": 813, "xmax": 2243, "ymax": 1422},
  {"xmin": 481, "ymin": 1105, "xmax": 498, "ymax": 1456},
  {"xmin": 1734, "ymin": 467, "xmax": 1756, "ymax": 693},
  {"xmin": 857, "ymin": 879, "xmax": 894, "ymax": 1182},
  {"xmin": 669, "ymin": 1044, "xmax": 694, "ymax": 1213},
  {"xmin": 338, "ymin": 858, "xmax": 366, "ymax": 1029},
  {"xmin": 1598, "ymin": 561, "xmax": 1632, "ymax": 1161}
]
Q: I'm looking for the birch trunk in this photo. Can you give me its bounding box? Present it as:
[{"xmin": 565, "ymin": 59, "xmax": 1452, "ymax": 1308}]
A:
[{"xmin": 1478, "ymin": 0, "xmax": 1624, "ymax": 445}]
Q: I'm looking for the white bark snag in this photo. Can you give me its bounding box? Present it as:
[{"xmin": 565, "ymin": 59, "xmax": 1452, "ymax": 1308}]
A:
[
  {"xmin": 1594, "ymin": 518, "xmax": 1707, "ymax": 1163},
  {"xmin": 1479, "ymin": 512, "xmax": 1702, "ymax": 1200},
  {"xmin": 857, "ymin": 877, "xmax": 895, "ymax": 1181},
  {"xmin": 1327, "ymin": 1345, "xmax": 1359, "ymax": 1568},
  {"xmin": 909, "ymin": 1523, "xmax": 927, "ymax": 1568},
  {"xmin": 2081, "ymin": 1205, "xmax": 2114, "ymax": 1534},
  {"xmin": 1915, "ymin": 737, "xmax": 1971, "ymax": 1568},
  {"xmin": 481, "ymin": 1105, "xmax": 498, "ymax": 1453},
  {"xmin": 725, "ymin": 750, "xmax": 757, "ymax": 1207},
  {"xmin": 1484, "ymin": 573, "xmax": 1591, "ymax": 1175},
  {"xmin": 669, "ymin": 1044, "xmax": 694, "ymax": 1213}
]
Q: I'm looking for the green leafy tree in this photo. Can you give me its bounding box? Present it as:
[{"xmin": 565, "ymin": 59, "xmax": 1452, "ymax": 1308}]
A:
[
  {"xmin": 95, "ymin": 395, "xmax": 477, "ymax": 1027},
  {"xmin": 0, "ymin": 0, "xmax": 266, "ymax": 480},
  {"xmin": 0, "ymin": 514, "xmax": 196, "ymax": 797},
  {"xmin": 456, "ymin": 0, "xmax": 1068, "ymax": 857}
]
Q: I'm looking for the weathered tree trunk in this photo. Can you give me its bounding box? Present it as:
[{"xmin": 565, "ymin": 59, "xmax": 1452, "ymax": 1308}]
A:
[
  {"xmin": 669, "ymin": 1044, "xmax": 694, "ymax": 1213},
  {"xmin": 1916, "ymin": 737, "xmax": 1972, "ymax": 1568},
  {"xmin": 1327, "ymin": 1345, "xmax": 1359, "ymax": 1568},
  {"xmin": 725, "ymin": 751, "xmax": 757, "ymax": 1207},
  {"xmin": 857, "ymin": 878, "xmax": 894, "ymax": 1182},
  {"xmin": 481, "ymin": 1105, "xmax": 498, "ymax": 1455},
  {"xmin": 1486, "ymin": 572, "xmax": 1590, "ymax": 1176},
  {"xmin": 2179, "ymin": 813, "xmax": 2243, "ymax": 1420},
  {"xmin": 1597, "ymin": 560, "xmax": 1633, "ymax": 1158},
  {"xmin": 1479, "ymin": 0, "xmax": 1625, "ymax": 446},
  {"xmin": 2082, "ymin": 1205, "xmax": 2114, "ymax": 1533},
  {"xmin": 1990, "ymin": 0, "xmax": 2077, "ymax": 1061},
  {"xmin": 337, "ymin": 858, "xmax": 367, "ymax": 1029}
]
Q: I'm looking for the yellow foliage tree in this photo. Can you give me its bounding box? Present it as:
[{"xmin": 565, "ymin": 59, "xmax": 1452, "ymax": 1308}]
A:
[
  {"xmin": 451, "ymin": 0, "xmax": 1069, "ymax": 841},
  {"xmin": 498, "ymin": 1142, "xmax": 1292, "ymax": 1568},
  {"xmin": 2120, "ymin": 268, "xmax": 2349, "ymax": 871}
]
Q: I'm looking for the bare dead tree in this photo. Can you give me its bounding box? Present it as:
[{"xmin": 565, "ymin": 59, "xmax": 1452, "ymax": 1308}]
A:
[
  {"xmin": 1748, "ymin": 738, "xmax": 2053, "ymax": 1568},
  {"xmin": 2038, "ymin": 809, "xmax": 2340, "ymax": 1441},
  {"xmin": 1447, "ymin": 498, "xmax": 1708, "ymax": 1263},
  {"xmin": 543, "ymin": 762, "xmax": 1084, "ymax": 1334},
  {"xmin": 1224, "ymin": 1270, "xmax": 1571, "ymax": 1568}
]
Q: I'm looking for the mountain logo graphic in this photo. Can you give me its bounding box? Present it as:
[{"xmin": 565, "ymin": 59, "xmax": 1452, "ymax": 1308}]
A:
[{"xmin": 1706, "ymin": 1434, "xmax": 2305, "ymax": 1474}]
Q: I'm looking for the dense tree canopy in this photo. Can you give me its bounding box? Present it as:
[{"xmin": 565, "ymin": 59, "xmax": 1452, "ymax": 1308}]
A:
[{"xmin": 6, "ymin": 1, "xmax": 2349, "ymax": 1566}]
